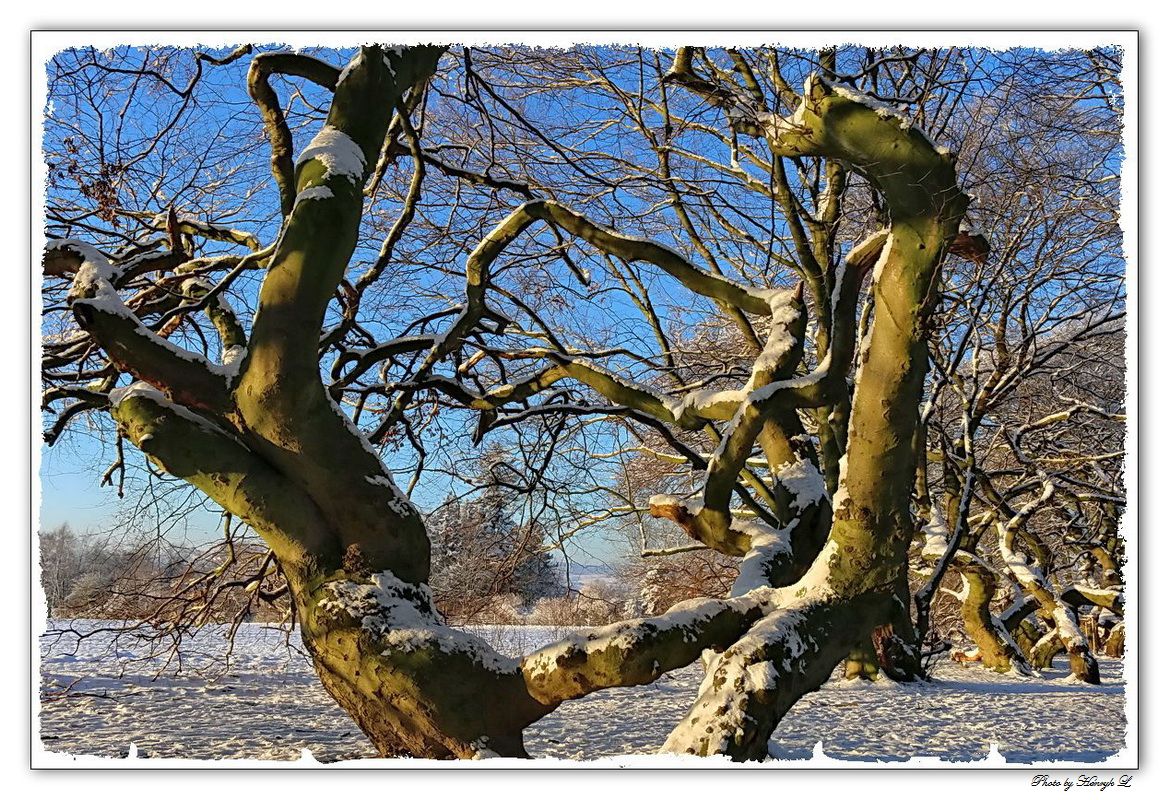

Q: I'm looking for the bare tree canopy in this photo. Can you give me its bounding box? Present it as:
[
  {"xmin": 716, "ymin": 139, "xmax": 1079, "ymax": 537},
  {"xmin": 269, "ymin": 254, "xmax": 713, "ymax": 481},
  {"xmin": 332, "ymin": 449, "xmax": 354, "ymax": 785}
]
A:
[{"xmin": 39, "ymin": 39, "xmax": 1127, "ymax": 761}]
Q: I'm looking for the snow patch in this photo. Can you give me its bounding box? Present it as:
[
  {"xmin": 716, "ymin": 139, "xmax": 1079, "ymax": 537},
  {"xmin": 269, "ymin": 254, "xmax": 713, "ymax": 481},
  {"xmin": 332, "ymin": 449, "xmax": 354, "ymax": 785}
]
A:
[
  {"xmin": 750, "ymin": 355, "xmax": 832, "ymax": 404},
  {"xmin": 107, "ymin": 380, "xmax": 165, "ymax": 407},
  {"xmin": 295, "ymin": 125, "xmax": 367, "ymax": 185},
  {"xmin": 744, "ymin": 661, "xmax": 779, "ymax": 693},
  {"xmin": 730, "ymin": 519, "xmax": 796, "ymax": 597},
  {"xmin": 775, "ymin": 459, "xmax": 827, "ymax": 511},
  {"xmin": 922, "ymin": 505, "xmax": 951, "ymax": 559},
  {"xmin": 295, "ymin": 185, "xmax": 335, "ymax": 203},
  {"xmin": 38, "ymin": 620, "xmax": 1126, "ymax": 763},
  {"xmin": 335, "ymin": 47, "xmax": 366, "ymax": 87},
  {"xmin": 749, "ymin": 289, "xmax": 802, "ymax": 384}
]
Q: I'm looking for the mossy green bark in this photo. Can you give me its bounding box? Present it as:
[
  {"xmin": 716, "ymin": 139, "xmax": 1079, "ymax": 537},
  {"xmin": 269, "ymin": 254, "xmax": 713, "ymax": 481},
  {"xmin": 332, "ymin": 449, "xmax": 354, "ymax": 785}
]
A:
[
  {"xmin": 957, "ymin": 563, "xmax": 1022, "ymax": 672},
  {"xmin": 660, "ymin": 77, "xmax": 971, "ymax": 759},
  {"xmin": 76, "ymin": 61, "xmax": 979, "ymax": 761}
]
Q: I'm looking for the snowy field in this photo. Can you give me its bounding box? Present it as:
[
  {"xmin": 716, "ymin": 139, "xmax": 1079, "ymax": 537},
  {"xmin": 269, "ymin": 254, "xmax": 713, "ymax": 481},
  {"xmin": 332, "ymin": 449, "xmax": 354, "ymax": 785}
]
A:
[{"xmin": 38, "ymin": 620, "xmax": 1127, "ymax": 764}]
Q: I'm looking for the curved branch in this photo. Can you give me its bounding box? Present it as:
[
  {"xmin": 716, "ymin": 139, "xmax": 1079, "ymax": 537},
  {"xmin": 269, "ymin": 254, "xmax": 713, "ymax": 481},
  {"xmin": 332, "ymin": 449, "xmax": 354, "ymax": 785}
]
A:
[
  {"xmin": 237, "ymin": 45, "xmax": 445, "ymax": 583},
  {"xmin": 997, "ymin": 483, "xmax": 1100, "ymax": 683},
  {"xmin": 247, "ymin": 51, "xmax": 344, "ymax": 216},
  {"xmin": 535, "ymin": 201, "xmax": 774, "ymax": 315},
  {"xmin": 470, "ymin": 355, "xmax": 711, "ymax": 430}
]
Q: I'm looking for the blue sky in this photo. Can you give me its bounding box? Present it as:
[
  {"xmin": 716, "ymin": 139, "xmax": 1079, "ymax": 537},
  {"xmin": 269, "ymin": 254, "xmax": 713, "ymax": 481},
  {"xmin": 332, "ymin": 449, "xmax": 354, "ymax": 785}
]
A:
[
  {"xmin": 38, "ymin": 42, "xmax": 1127, "ymax": 570},
  {"xmin": 38, "ymin": 43, "xmax": 740, "ymax": 557}
]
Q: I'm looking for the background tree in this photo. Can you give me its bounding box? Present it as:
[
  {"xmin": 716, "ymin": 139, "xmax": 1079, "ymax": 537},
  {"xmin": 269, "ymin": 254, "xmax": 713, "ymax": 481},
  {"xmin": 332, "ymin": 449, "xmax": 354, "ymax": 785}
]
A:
[
  {"xmin": 39, "ymin": 524, "xmax": 85, "ymax": 614},
  {"xmin": 903, "ymin": 49, "xmax": 1124, "ymax": 678},
  {"xmin": 427, "ymin": 446, "xmax": 564, "ymax": 619}
]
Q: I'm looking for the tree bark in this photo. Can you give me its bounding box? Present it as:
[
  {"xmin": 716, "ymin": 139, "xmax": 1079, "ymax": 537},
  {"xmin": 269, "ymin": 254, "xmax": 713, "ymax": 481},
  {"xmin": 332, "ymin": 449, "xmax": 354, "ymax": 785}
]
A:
[
  {"xmin": 1104, "ymin": 623, "xmax": 1125, "ymax": 657},
  {"xmin": 70, "ymin": 56, "xmax": 976, "ymax": 761},
  {"xmin": 957, "ymin": 562, "xmax": 1031, "ymax": 673}
]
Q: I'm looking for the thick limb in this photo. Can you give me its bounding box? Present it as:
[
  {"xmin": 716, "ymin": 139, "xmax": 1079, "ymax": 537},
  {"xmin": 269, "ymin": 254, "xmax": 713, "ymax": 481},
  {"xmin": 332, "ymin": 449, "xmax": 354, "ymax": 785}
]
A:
[
  {"xmin": 236, "ymin": 46, "xmax": 444, "ymax": 582},
  {"xmin": 108, "ymin": 384, "xmax": 337, "ymax": 572},
  {"xmin": 956, "ymin": 560, "xmax": 1033, "ymax": 673},
  {"xmin": 622, "ymin": 71, "xmax": 973, "ymax": 756},
  {"xmin": 302, "ymin": 572, "xmax": 791, "ymax": 757},
  {"xmin": 662, "ymin": 587, "xmax": 889, "ymax": 759},
  {"xmin": 519, "ymin": 591, "xmax": 778, "ymax": 704},
  {"xmin": 68, "ymin": 252, "xmax": 235, "ymax": 414}
]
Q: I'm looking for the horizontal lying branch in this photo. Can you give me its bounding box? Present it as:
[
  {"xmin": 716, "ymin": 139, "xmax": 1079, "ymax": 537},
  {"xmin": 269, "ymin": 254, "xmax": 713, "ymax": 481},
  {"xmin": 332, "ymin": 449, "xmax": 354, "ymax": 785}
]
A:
[{"xmin": 519, "ymin": 589, "xmax": 779, "ymax": 705}]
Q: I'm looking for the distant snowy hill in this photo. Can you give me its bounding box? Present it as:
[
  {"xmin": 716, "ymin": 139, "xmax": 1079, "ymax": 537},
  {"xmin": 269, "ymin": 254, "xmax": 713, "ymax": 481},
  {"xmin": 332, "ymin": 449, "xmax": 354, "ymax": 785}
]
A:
[{"xmin": 566, "ymin": 562, "xmax": 618, "ymax": 591}]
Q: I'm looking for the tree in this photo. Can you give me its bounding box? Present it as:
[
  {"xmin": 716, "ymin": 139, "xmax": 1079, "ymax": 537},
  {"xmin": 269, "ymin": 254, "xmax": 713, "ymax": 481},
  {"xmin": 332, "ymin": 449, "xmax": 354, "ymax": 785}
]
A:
[
  {"xmin": 41, "ymin": 42, "xmax": 1122, "ymax": 760},
  {"xmin": 913, "ymin": 317, "xmax": 1124, "ymax": 678},
  {"xmin": 427, "ymin": 447, "xmax": 564, "ymax": 618},
  {"xmin": 39, "ymin": 524, "xmax": 83, "ymax": 614},
  {"xmin": 902, "ymin": 49, "xmax": 1125, "ymax": 679}
]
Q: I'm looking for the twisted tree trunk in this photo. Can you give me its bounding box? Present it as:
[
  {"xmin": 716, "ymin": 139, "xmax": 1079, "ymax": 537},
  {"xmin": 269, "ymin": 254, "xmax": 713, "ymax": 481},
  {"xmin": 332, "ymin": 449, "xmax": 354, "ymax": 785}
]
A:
[
  {"xmin": 68, "ymin": 49, "xmax": 976, "ymax": 760},
  {"xmin": 653, "ymin": 72, "xmax": 973, "ymax": 756}
]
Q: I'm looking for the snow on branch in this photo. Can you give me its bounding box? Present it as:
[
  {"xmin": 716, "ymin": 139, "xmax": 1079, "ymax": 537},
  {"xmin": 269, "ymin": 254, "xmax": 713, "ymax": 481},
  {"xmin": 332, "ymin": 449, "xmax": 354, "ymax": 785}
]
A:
[
  {"xmin": 660, "ymin": 591, "xmax": 842, "ymax": 759},
  {"xmin": 774, "ymin": 458, "xmax": 828, "ymax": 512},
  {"xmin": 519, "ymin": 589, "xmax": 779, "ymax": 705},
  {"xmin": 995, "ymin": 481, "xmax": 1098, "ymax": 681},
  {"xmin": 295, "ymin": 125, "xmax": 367, "ymax": 185},
  {"xmin": 648, "ymin": 494, "xmax": 754, "ymax": 556},
  {"xmin": 247, "ymin": 50, "xmax": 343, "ymax": 215},
  {"xmin": 143, "ymin": 210, "xmax": 261, "ymax": 251},
  {"xmin": 729, "ymin": 518, "xmax": 798, "ymax": 596},
  {"xmin": 821, "ymin": 78, "xmax": 952, "ymax": 156},
  {"xmin": 66, "ymin": 244, "xmax": 237, "ymax": 412},
  {"xmin": 319, "ymin": 570, "xmax": 517, "ymax": 674}
]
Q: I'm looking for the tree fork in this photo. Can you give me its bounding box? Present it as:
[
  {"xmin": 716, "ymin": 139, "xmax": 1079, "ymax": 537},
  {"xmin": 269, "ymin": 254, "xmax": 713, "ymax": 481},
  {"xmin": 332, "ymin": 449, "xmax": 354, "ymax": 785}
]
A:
[{"xmin": 66, "ymin": 59, "xmax": 982, "ymax": 761}]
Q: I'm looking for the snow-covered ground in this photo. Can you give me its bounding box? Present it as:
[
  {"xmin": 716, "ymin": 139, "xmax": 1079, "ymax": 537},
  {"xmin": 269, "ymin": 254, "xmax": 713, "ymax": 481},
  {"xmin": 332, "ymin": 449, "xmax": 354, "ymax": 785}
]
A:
[{"xmin": 38, "ymin": 620, "xmax": 1126, "ymax": 764}]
